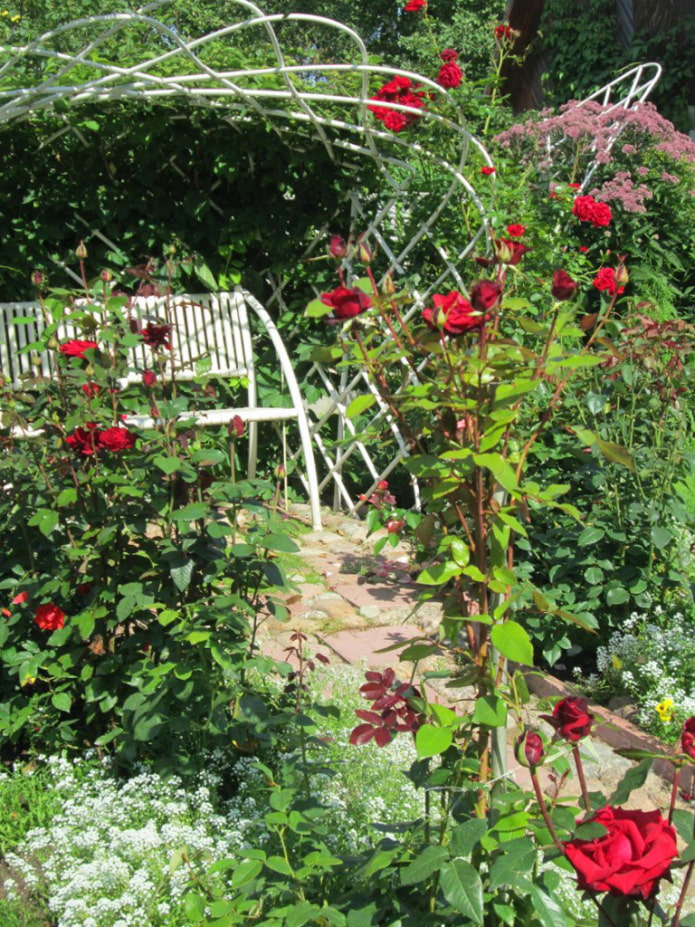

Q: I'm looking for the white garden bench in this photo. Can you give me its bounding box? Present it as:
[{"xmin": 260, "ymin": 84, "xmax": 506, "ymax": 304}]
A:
[{"xmin": 0, "ymin": 288, "xmax": 323, "ymax": 529}]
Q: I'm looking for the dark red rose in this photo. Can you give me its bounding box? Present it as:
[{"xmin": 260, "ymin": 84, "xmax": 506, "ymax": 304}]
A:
[
  {"xmin": 59, "ymin": 339, "xmax": 98, "ymax": 360},
  {"xmin": 593, "ymin": 267, "xmax": 624, "ymax": 296},
  {"xmin": 551, "ymin": 269, "xmax": 579, "ymax": 301},
  {"xmin": 228, "ymin": 414, "xmax": 244, "ymax": 438},
  {"xmin": 515, "ymin": 730, "xmax": 544, "ymax": 769},
  {"xmin": 142, "ymin": 323, "xmax": 171, "ymax": 350},
  {"xmin": 97, "ymin": 426, "xmax": 137, "ymax": 452},
  {"xmin": 81, "ymin": 382, "xmax": 100, "ymax": 399},
  {"xmin": 470, "ymin": 280, "xmax": 503, "ymax": 311},
  {"xmin": 681, "ymin": 717, "xmax": 695, "ymax": 760},
  {"xmin": 494, "ymin": 24, "xmax": 514, "ymax": 40},
  {"xmin": 320, "ymin": 286, "xmax": 373, "ymax": 320},
  {"xmin": 34, "ymin": 603, "xmax": 65, "ymax": 631},
  {"xmin": 142, "ymin": 370, "xmax": 157, "ymax": 387},
  {"xmin": 423, "ymin": 291, "xmax": 486, "ymax": 336},
  {"xmin": 497, "ymin": 238, "xmax": 531, "ymax": 266},
  {"xmin": 541, "ymin": 696, "xmax": 594, "ymax": 742},
  {"xmin": 66, "ymin": 422, "xmax": 100, "ymax": 456},
  {"xmin": 563, "ymin": 806, "xmax": 678, "ymax": 900},
  {"xmin": 439, "ymin": 48, "xmax": 458, "ymax": 62},
  {"xmin": 436, "ymin": 62, "xmax": 462, "ymax": 89}
]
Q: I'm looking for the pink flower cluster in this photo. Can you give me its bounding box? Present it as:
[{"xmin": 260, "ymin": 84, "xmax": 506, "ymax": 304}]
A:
[{"xmin": 368, "ymin": 76, "xmax": 426, "ymax": 133}]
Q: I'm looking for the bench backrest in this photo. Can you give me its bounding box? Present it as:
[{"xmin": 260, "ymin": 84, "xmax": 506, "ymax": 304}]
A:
[{"xmin": 0, "ymin": 291, "xmax": 255, "ymax": 390}]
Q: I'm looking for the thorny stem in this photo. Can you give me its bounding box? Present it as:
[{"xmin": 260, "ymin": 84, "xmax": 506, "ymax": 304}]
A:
[
  {"xmin": 672, "ymin": 808, "xmax": 695, "ymax": 927},
  {"xmin": 530, "ymin": 768, "xmax": 564, "ymax": 851},
  {"xmin": 572, "ymin": 745, "xmax": 592, "ymax": 814}
]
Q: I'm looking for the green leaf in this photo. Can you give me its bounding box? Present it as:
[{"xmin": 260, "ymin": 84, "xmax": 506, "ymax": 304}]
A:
[
  {"xmin": 417, "ymin": 561, "xmax": 461, "ymax": 585},
  {"xmin": 170, "ymin": 559, "xmax": 194, "ymax": 592},
  {"xmin": 651, "ymin": 525, "xmax": 672, "ymax": 547},
  {"xmin": 473, "ymin": 453, "xmax": 518, "ymax": 494},
  {"xmin": 153, "ymin": 455, "xmax": 182, "ymax": 474},
  {"xmin": 449, "ymin": 819, "xmax": 487, "ymax": 856},
  {"xmin": 606, "ymin": 585, "xmax": 629, "ymax": 606},
  {"xmin": 286, "ymin": 902, "xmax": 322, "ymax": 927},
  {"xmin": 28, "ymin": 508, "xmax": 59, "ymax": 538},
  {"xmin": 305, "ymin": 298, "xmax": 332, "ymax": 318},
  {"xmin": 51, "ymin": 692, "xmax": 72, "ymax": 713},
  {"xmin": 490, "ymin": 621, "xmax": 533, "ymax": 665},
  {"xmin": 265, "ymin": 855, "xmax": 293, "ymax": 875},
  {"xmin": 230, "ymin": 858, "xmax": 263, "ymax": 888},
  {"xmin": 609, "ymin": 758, "xmax": 652, "ymax": 806},
  {"xmin": 262, "ymin": 533, "xmax": 299, "ymax": 553},
  {"xmin": 529, "ymin": 885, "xmax": 570, "ymax": 927},
  {"xmin": 399, "ymin": 845, "xmax": 449, "ymax": 885},
  {"xmin": 596, "ymin": 438, "xmax": 635, "ymax": 472},
  {"xmin": 415, "ymin": 724, "xmax": 453, "ymax": 758},
  {"xmin": 578, "ymin": 525, "xmax": 605, "ymax": 546},
  {"xmin": 182, "ymin": 892, "xmax": 207, "ymax": 922},
  {"xmin": 193, "ymin": 256, "xmax": 217, "ymax": 290},
  {"xmin": 439, "ymin": 859, "xmax": 484, "ymax": 924},
  {"xmin": 471, "ymin": 695, "xmax": 507, "ymax": 727},
  {"xmin": 172, "ymin": 503, "xmax": 208, "ymax": 521},
  {"xmin": 345, "ymin": 394, "xmax": 376, "ymax": 419}
]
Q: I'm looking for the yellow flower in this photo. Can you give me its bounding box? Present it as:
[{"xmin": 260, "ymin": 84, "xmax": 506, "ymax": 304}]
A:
[
  {"xmin": 611, "ymin": 654, "xmax": 623, "ymax": 671},
  {"xmin": 0, "ymin": 11, "xmax": 8, "ymax": 16},
  {"xmin": 21, "ymin": 675, "xmax": 36, "ymax": 687},
  {"xmin": 10, "ymin": 13, "xmax": 19, "ymax": 21},
  {"xmin": 655, "ymin": 698, "xmax": 674, "ymax": 722}
]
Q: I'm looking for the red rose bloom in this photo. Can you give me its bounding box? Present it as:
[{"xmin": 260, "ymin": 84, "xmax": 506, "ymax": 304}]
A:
[
  {"xmin": 506, "ymin": 224, "xmax": 526, "ymax": 239},
  {"xmin": 470, "ymin": 280, "xmax": 503, "ymax": 311},
  {"xmin": 564, "ymin": 807, "xmax": 678, "ymax": 900},
  {"xmin": 328, "ymin": 235, "xmax": 348, "ymax": 259},
  {"xmin": 81, "ymin": 382, "xmax": 100, "ymax": 399},
  {"xmin": 551, "ymin": 269, "xmax": 579, "ymax": 301},
  {"xmin": 12, "ymin": 591, "xmax": 29, "ymax": 605},
  {"xmin": 142, "ymin": 370, "xmax": 157, "ymax": 387},
  {"xmin": 321, "ymin": 286, "xmax": 373, "ymax": 320},
  {"xmin": 681, "ymin": 717, "xmax": 695, "ymax": 760},
  {"xmin": 404, "ymin": 0, "xmax": 426, "ymax": 10},
  {"xmin": 97, "ymin": 426, "xmax": 137, "ymax": 452},
  {"xmin": 59, "ymin": 339, "xmax": 98, "ymax": 360},
  {"xmin": 494, "ymin": 24, "xmax": 515, "ymax": 41},
  {"xmin": 34, "ymin": 603, "xmax": 65, "ymax": 631},
  {"xmin": 423, "ymin": 291, "xmax": 485, "ymax": 336},
  {"xmin": 593, "ymin": 267, "xmax": 624, "ymax": 296},
  {"xmin": 572, "ymin": 195, "xmax": 613, "ymax": 228},
  {"xmin": 66, "ymin": 422, "xmax": 100, "ymax": 456},
  {"xmin": 439, "ymin": 48, "xmax": 458, "ymax": 62},
  {"xmin": 540, "ymin": 696, "xmax": 594, "ymax": 742},
  {"xmin": 369, "ymin": 75, "xmax": 426, "ymax": 132},
  {"xmin": 498, "ymin": 238, "xmax": 531, "ymax": 266},
  {"xmin": 480, "ymin": 166, "xmax": 496, "ymax": 176},
  {"xmin": 436, "ymin": 62, "xmax": 462, "ymax": 89},
  {"xmin": 142, "ymin": 323, "xmax": 171, "ymax": 350}
]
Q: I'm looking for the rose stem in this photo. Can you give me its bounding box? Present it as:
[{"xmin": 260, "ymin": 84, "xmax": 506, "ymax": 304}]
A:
[
  {"xmin": 572, "ymin": 745, "xmax": 592, "ymax": 814},
  {"xmin": 672, "ymin": 806, "xmax": 695, "ymax": 927},
  {"xmin": 668, "ymin": 767, "xmax": 680, "ymax": 826},
  {"xmin": 530, "ymin": 769, "xmax": 564, "ymax": 851}
]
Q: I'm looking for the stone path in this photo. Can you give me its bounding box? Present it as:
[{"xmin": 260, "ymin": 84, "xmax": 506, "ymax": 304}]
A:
[{"xmin": 259, "ymin": 505, "xmax": 695, "ymax": 821}]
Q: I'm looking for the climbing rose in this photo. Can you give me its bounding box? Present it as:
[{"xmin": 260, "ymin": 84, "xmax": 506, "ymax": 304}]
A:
[
  {"xmin": 142, "ymin": 323, "xmax": 171, "ymax": 350},
  {"xmin": 34, "ymin": 603, "xmax": 65, "ymax": 631},
  {"xmin": 423, "ymin": 291, "xmax": 485, "ymax": 336},
  {"xmin": 563, "ymin": 807, "xmax": 677, "ymax": 900},
  {"xmin": 470, "ymin": 280, "xmax": 503, "ymax": 311},
  {"xmin": 593, "ymin": 267, "xmax": 624, "ymax": 296},
  {"xmin": 551, "ymin": 269, "xmax": 578, "ymax": 301},
  {"xmin": 59, "ymin": 339, "xmax": 97, "ymax": 360},
  {"xmin": 681, "ymin": 717, "xmax": 695, "ymax": 760},
  {"xmin": 368, "ymin": 75, "xmax": 426, "ymax": 132},
  {"xmin": 506, "ymin": 224, "xmax": 526, "ymax": 239},
  {"xmin": 572, "ymin": 195, "xmax": 612, "ymax": 228},
  {"xmin": 97, "ymin": 426, "xmax": 137, "ymax": 452},
  {"xmin": 437, "ymin": 62, "xmax": 462, "ymax": 89},
  {"xmin": 403, "ymin": 0, "xmax": 426, "ymax": 10},
  {"xmin": 321, "ymin": 286, "xmax": 373, "ymax": 320},
  {"xmin": 541, "ymin": 696, "xmax": 594, "ymax": 742}
]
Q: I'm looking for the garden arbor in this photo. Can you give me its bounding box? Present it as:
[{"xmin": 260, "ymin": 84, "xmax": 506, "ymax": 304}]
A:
[
  {"xmin": 0, "ymin": 1, "xmax": 661, "ymax": 509},
  {"xmin": 0, "ymin": 0, "xmax": 494, "ymax": 510}
]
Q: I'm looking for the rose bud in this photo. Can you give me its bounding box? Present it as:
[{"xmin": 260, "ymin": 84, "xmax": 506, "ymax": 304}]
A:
[
  {"xmin": 540, "ymin": 696, "xmax": 594, "ymax": 743},
  {"xmin": 32, "ymin": 270, "xmax": 45, "ymax": 287},
  {"xmin": 356, "ymin": 235, "xmax": 373, "ymax": 265},
  {"xmin": 328, "ymin": 235, "xmax": 348, "ymax": 259},
  {"xmin": 470, "ymin": 280, "xmax": 503, "ymax": 311},
  {"xmin": 515, "ymin": 729, "xmax": 545, "ymax": 769},
  {"xmin": 75, "ymin": 240, "xmax": 88, "ymax": 260},
  {"xmin": 615, "ymin": 261, "xmax": 629, "ymax": 287},
  {"xmin": 228, "ymin": 414, "xmax": 244, "ymax": 439},
  {"xmin": 681, "ymin": 717, "xmax": 695, "ymax": 761},
  {"xmin": 386, "ymin": 518, "xmax": 405, "ymax": 535},
  {"xmin": 100, "ymin": 269, "xmax": 113, "ymax": 282},
  {"xmin": 551, "ymin": 269, "xmax": 578, "ymax": 301},
  {"xmin": 142, "ymin": 370, "xmax": 157, "ymax": 388}
]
